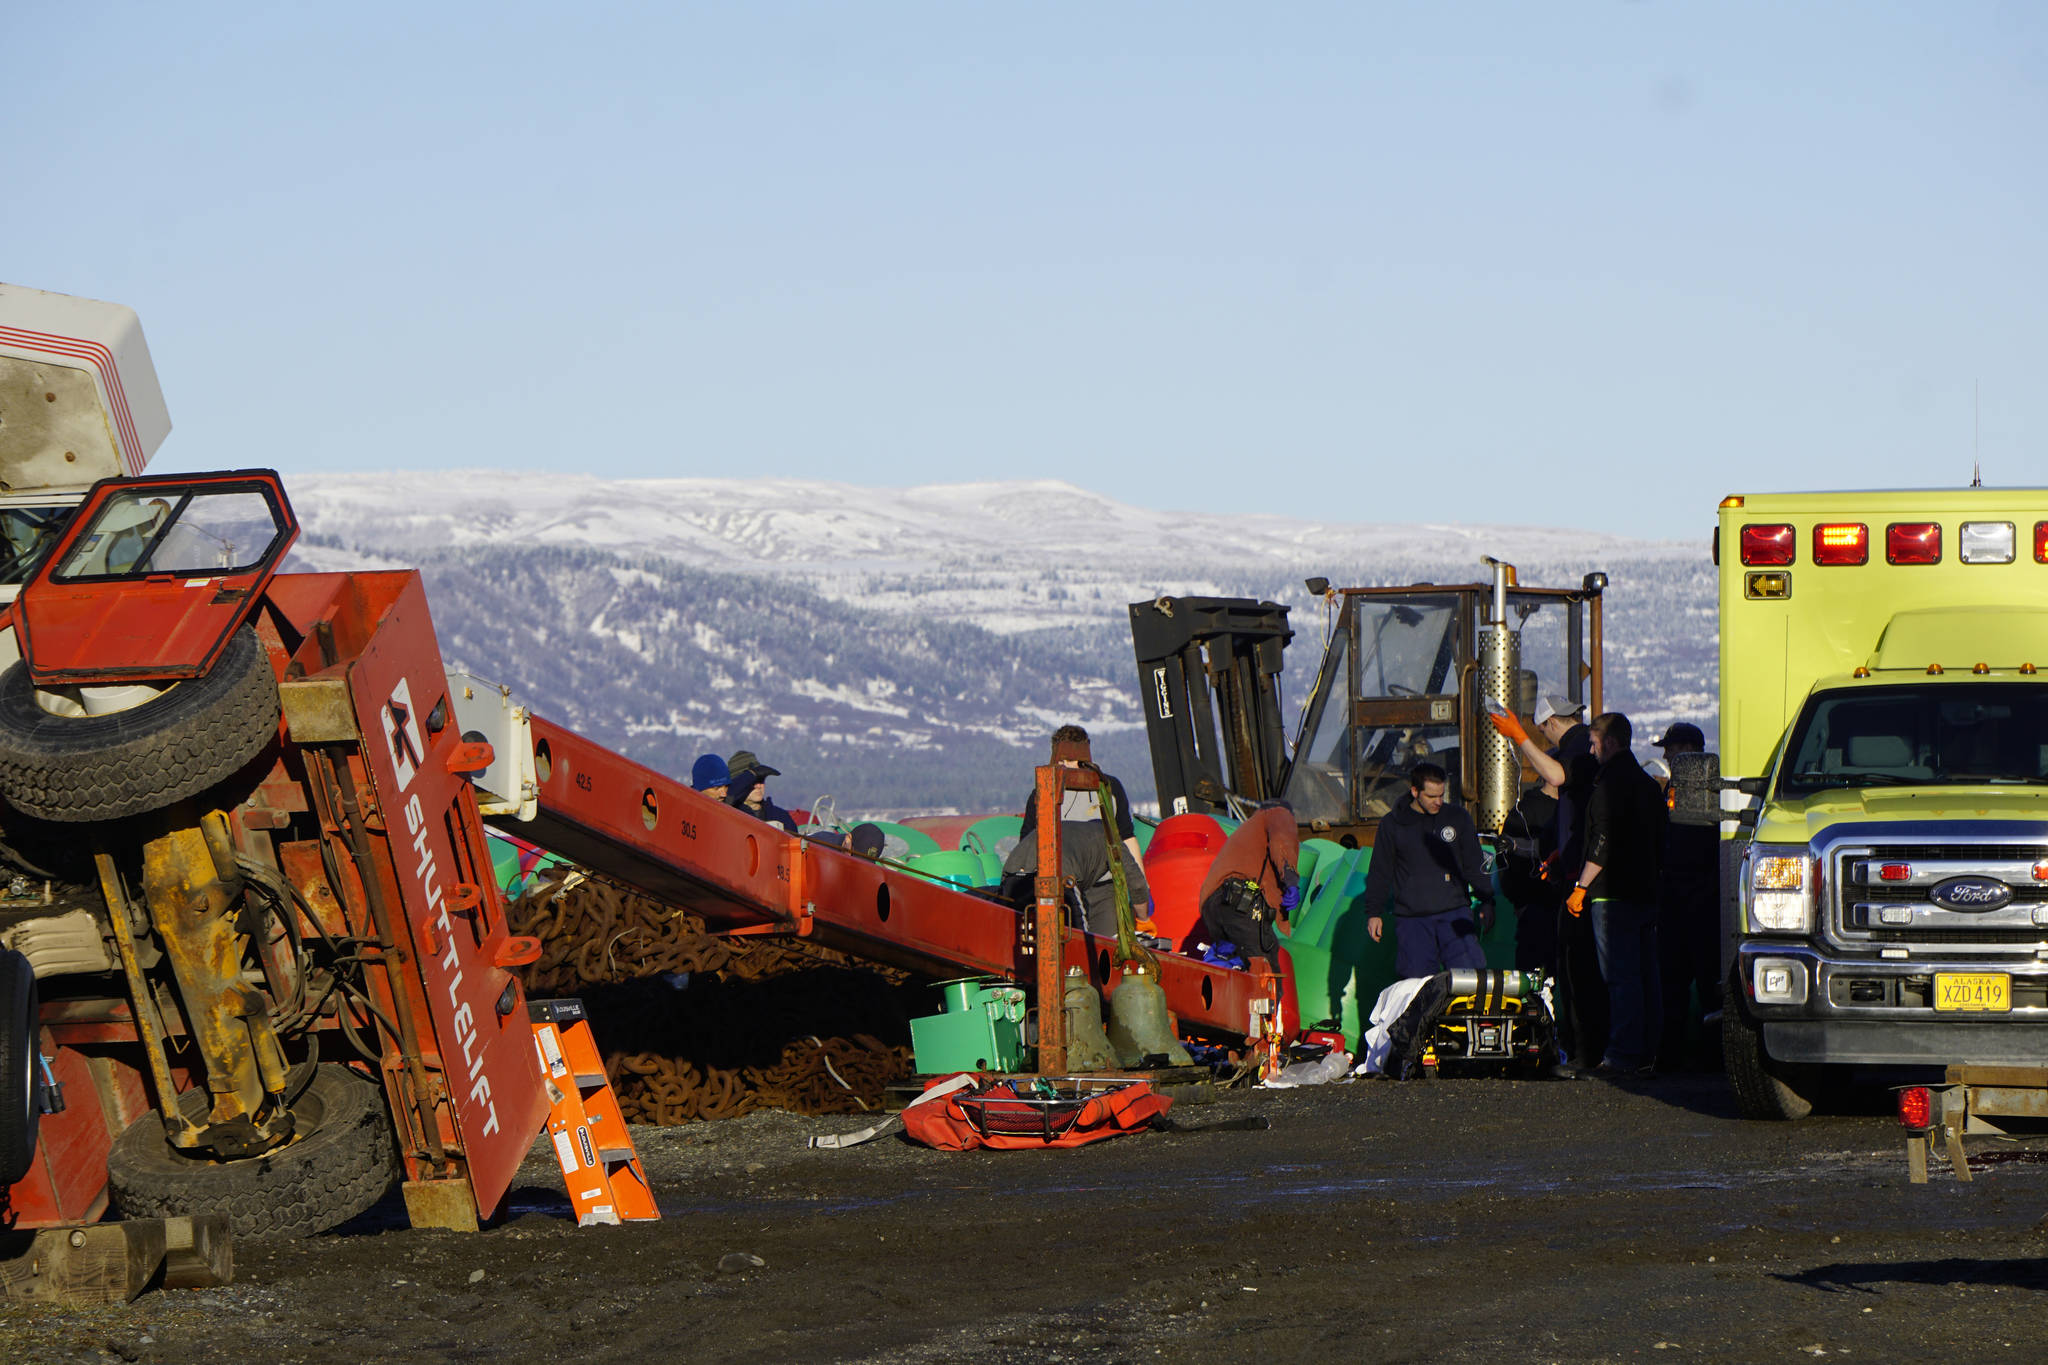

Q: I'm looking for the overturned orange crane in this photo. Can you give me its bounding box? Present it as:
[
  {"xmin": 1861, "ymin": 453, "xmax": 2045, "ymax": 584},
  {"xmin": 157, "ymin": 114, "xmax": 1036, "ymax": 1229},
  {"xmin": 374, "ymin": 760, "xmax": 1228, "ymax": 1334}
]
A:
[{"xmin": 1, "ymin": 466, "xmax": 1282, "ymax": 1250}]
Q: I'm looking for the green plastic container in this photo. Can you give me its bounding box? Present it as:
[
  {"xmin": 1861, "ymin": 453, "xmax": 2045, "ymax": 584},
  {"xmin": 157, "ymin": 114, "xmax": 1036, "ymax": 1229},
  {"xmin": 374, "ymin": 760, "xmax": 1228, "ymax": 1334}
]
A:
[
  {"xmin": 909, "ymin": 977, "xmax": 1030, "ymax": 1074},
  {"xmin": 960, "ymin": 815, "xmax": 1023, "ymax": 862},
  {"xmin": 904, "ymin": 850, "xmax": 988, "ymax": 889},
  {"xmin": 865, "ymin": 821, "xmax": 942, "ymax": 862}
]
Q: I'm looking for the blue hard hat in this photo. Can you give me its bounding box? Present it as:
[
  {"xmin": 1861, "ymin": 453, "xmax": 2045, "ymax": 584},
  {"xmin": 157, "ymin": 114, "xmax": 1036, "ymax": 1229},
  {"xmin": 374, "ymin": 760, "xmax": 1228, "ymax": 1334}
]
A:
[{"xmin": 691, "ymin": 754, "xmax": 731, "ymax": 790}]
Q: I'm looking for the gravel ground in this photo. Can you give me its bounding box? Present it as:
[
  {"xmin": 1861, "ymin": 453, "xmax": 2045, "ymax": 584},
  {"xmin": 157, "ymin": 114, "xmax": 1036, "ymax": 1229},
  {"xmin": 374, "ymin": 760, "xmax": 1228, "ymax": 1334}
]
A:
[{"xmin": 5, "ymin": 1071, "xmax": 2047, "ymax": 1364}]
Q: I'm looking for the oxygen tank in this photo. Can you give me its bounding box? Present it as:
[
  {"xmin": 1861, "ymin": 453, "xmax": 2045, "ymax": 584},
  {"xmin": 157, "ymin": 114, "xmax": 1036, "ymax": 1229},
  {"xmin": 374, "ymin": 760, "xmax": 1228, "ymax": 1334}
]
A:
[{"xmin": 1445, "ymin": 967, "xmax": 1543, "ymax": 1002}]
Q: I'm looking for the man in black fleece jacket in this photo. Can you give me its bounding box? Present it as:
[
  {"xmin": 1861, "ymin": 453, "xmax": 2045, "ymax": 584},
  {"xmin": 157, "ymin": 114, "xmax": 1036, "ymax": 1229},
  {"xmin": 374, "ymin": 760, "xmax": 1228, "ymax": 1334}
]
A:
[
  {"xmin": 1563, "ymin": 712, "xmax": 1666, "ymax": 1075},
  {"xmin": 1362, "ymin": 763, "xmax": 1494, "ymax": 979}
]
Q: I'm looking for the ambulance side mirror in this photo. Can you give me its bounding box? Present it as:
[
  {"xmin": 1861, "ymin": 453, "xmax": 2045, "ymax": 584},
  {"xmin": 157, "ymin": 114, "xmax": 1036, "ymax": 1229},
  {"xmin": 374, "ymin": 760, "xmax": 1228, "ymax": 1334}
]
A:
[{"xmin": 1669, "ymin": 751, "xmax": 1758, "ymax": 827}]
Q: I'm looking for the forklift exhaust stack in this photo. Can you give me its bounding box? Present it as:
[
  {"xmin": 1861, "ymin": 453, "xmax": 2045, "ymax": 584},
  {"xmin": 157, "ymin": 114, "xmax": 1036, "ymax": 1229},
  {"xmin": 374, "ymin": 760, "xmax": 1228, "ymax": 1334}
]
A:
[{"xmin": 1474, "ymin": 557, "xmax": 1522, "ymax": 835}]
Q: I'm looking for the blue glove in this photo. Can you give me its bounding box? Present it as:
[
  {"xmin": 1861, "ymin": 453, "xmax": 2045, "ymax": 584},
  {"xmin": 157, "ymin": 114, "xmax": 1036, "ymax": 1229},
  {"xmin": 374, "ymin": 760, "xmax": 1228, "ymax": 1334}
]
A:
[{"xmin": 1280, "ymin": 884, "xmax": 1301, "ymax": 913}]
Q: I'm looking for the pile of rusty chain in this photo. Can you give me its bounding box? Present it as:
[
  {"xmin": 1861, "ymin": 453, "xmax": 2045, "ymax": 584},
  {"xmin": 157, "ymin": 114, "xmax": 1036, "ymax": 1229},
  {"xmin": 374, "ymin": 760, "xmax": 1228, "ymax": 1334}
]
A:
[{"xmin": 510, "ymin": 874, "xmax": 914, "ymax": 1122}]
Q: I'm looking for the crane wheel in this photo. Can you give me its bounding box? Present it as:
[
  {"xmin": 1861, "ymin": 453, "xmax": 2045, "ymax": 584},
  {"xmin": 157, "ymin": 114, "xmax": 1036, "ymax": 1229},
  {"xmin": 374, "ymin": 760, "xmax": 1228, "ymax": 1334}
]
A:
[
  {"xmin": 0, "ymin": 948, "xmax": 39, "ymax": 1186},
  {"xmin": 105, "ymin": 1063, "xmax": 398, "ymax": 1239},
  {"xmin": 0, "ymin": 625, "xmax": 280, "ymax": 823}
]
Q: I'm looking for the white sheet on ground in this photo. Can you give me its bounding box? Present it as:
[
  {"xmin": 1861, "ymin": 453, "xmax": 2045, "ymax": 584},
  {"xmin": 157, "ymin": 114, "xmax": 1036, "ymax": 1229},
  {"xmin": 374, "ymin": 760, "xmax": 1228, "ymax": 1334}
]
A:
[{"xmin": 1355, "ymin": 976, "xmax": 1432, "ymax": 1076}]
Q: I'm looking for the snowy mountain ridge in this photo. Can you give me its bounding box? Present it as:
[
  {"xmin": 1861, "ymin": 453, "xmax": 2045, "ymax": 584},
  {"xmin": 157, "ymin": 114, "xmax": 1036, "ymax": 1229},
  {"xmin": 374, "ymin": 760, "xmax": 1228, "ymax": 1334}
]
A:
[{"xmin": 286, "ymin": 471, "xmax": 1697, "ymax": 633}]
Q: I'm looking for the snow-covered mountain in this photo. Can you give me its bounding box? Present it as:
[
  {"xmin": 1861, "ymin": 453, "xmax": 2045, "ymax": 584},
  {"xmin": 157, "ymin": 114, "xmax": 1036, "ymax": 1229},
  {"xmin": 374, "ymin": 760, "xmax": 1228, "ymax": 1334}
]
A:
[
  {"xmin": 287, "ymin": 472, "xmax": 1698, "ymax": 629},
  {"xmin": 284, "ymin": 473, "xmax": 1717, "ymax": 817}
]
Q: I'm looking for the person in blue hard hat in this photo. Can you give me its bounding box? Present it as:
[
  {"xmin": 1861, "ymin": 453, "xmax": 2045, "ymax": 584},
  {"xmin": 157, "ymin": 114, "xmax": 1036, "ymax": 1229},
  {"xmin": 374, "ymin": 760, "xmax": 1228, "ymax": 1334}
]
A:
[{"xmin": 691, "ymin": 754, "xmax": 731, "ymax": 800}]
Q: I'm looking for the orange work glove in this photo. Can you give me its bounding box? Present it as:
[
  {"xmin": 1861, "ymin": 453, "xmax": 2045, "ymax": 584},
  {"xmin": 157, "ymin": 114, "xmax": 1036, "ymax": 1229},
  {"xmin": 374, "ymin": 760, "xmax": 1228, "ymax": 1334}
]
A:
[
  {"xmin": 1565, "ymin": 886, "xmax": 1588, "ymax": 918},
  {"xmin": 1486, "ymin": 708, "xmax": 1530, "ymax": 747}
]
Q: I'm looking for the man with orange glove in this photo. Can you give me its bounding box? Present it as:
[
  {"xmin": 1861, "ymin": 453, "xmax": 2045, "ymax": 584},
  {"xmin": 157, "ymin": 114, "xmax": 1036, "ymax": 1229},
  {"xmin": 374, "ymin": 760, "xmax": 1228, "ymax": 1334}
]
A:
[
  {"xmin": 1488, "ymin": 694, "xmax": 1606, "ymax": 1064},
  {"xmin": 1565, "ymin": 713, "xmax": 1666, "ymax": 1078}
]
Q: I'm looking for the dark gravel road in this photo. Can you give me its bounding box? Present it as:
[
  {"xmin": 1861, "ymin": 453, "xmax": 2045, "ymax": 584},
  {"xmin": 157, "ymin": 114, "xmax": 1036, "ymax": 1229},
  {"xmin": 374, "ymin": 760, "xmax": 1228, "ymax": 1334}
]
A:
[{"xmin": 6, "ymin": 1072, "xmax": 2046, "ymax": 1364}]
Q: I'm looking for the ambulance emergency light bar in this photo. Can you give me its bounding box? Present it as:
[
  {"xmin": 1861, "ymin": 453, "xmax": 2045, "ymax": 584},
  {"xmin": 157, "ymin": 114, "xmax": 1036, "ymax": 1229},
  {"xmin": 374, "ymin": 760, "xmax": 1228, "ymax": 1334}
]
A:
[{"xmin": 1734, "ymin": 520, "xmax": 2044, "ymax": 567}]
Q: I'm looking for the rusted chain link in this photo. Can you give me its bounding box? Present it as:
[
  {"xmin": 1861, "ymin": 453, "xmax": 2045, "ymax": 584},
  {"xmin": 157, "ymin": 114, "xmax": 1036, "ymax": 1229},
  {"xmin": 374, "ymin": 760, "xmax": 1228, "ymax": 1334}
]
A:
[{"xmin": 509, "ymin": 874, "xmax": 915, "ymax": 1123}]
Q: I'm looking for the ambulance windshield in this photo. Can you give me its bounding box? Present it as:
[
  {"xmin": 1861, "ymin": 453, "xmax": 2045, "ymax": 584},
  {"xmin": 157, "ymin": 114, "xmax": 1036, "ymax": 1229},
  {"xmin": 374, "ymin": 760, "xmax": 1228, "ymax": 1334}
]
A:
[{"xmin": 1778, "ymin": 683, "xmax": 2048, "ymax": 797}]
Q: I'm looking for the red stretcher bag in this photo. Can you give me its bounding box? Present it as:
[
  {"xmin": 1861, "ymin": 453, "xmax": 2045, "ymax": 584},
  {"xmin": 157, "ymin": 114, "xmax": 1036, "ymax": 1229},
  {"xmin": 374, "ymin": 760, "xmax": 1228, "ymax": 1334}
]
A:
[{"xmin": 900, "ymin": 1074, "xmax": 1172, "ymax": 1151}]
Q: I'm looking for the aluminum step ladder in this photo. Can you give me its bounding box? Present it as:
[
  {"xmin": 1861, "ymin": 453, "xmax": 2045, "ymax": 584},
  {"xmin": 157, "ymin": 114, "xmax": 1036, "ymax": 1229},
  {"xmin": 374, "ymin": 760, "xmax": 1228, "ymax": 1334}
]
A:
[{"xmin": 529, "ymin": 999, "xmax": 660, "ymax": 1225}]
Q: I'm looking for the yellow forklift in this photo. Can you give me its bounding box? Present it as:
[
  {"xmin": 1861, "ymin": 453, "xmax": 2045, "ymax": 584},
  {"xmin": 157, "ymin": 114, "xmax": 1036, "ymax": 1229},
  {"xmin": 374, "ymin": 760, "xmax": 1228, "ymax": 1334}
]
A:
[{"xmin": 1129, "ymin": 559, "xmax": 1610, "ymax": 1065}]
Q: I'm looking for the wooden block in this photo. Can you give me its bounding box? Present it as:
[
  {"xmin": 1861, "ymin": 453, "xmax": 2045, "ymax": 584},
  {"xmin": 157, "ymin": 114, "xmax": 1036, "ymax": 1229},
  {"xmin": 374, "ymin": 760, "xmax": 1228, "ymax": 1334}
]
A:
[
  {"xmin": 0, "ymin": 1221, "xmax": 168, "ymax": 1306},
  {"xmin": 161, "ymin": 1214, "xmax": 233, "ymax": 1290},
  {"xmin": 403, "ymin": 1177, "xmax": 480, "ymax": 1232}
]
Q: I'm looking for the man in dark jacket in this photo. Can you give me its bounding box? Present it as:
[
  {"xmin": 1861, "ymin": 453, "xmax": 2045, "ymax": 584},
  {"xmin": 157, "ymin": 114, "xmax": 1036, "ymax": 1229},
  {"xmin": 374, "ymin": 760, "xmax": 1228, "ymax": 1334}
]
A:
[
  {"xmin": 1564, "ymin": 713, "xmax": 1666, "ymax": 1075},
  {"xmin": 1654, "ymin": 722, "xmax": 1721, "ymax": 1071},
  {"xmin": 1362, "ymin": 763, "xmax": 1494, "ymax": 979},
  {"xmin": 726, "ymin": 749, "xmax": 800, "ymax": 834},
  {"xmin": 1488, "ymin": 695, "xmax": 1606, "ymax": 1064}
]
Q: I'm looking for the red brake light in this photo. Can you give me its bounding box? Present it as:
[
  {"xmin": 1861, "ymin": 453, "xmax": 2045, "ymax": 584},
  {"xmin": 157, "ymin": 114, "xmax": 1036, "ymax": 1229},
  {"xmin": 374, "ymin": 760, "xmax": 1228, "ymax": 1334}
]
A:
[
  {"xmin": 2035, "ymin": 522, "xmax": 2048, "ymax": 564},
  {"xmin": 1898, "ymin": 1086, "xmax": 1932, "ymax": 1131},
  {"xmin": 1886, "ymin": 522, "xmax": 1941, "ymax": 565},
  {"xmin": 1812, "ymin": 523, "xmax": 1869, "ymax": 566},
  {"xmin": 1879, "ymin": 863, "xmax": 1912, "ymax": 882},
  {"xmin": 1740, "ymin": 524, "xmax": 1795, "ymax": 566}
]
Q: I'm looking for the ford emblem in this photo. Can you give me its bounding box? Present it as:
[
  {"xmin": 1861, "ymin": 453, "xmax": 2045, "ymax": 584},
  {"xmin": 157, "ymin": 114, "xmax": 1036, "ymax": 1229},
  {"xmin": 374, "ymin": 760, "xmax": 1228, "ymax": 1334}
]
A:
[{"xmin": 1930, "ymin": 876, "xmax": 2013, "ymax": 912}]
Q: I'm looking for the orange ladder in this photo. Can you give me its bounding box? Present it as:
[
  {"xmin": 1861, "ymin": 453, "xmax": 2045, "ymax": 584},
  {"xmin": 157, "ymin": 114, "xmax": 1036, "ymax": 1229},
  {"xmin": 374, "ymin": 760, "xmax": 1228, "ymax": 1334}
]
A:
[{"xmin": 528, "ymin": 999, "xmax": 660, "ymax": 1226}]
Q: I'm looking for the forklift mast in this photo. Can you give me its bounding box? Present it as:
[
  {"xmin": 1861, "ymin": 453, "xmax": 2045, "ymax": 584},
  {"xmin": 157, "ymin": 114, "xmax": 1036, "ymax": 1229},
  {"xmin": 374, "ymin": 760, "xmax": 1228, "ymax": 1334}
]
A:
[{"xmin": 1129, "ymin": 596, "xmax": 1293, "ymax": 819}]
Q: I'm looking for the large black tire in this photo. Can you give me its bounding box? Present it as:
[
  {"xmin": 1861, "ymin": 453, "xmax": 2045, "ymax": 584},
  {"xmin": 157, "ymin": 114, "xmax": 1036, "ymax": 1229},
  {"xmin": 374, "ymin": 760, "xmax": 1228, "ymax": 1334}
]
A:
[
  {"xmin": 1722, "ymin": 976, "xmax": 1816, "ymax": 1121},
  {"xmin": 0, "ymin": 625, "xmax": 279, "ymax": 823},
  {"xmin": 0, "ymin": 948, "xmax": 38, "ymax": 1186},
  {"xmin": 106, "ymin": 1063, "xmax": 398, "ymax": 1239}
]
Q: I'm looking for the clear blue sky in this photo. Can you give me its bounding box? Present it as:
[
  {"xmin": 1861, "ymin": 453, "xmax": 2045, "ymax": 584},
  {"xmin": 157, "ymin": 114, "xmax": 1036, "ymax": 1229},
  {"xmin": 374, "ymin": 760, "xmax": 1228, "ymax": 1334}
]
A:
[{"xmin": 9, "ymin": 4, "xmax": 2043, "ymax": 539}]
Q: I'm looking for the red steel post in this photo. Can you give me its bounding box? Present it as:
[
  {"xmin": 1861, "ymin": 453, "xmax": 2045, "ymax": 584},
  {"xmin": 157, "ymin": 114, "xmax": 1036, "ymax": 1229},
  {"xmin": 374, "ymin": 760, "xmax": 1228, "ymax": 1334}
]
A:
[{"xmin": 1032, "ymin": 762, "xmax": 1066, "ymax": 1075}]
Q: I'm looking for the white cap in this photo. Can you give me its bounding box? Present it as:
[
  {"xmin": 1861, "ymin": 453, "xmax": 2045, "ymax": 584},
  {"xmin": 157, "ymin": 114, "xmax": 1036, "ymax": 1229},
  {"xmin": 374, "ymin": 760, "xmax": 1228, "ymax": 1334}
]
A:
[{"xmin": 1534, "ymin": 695, "xmax": 1585, "ymax": 726}]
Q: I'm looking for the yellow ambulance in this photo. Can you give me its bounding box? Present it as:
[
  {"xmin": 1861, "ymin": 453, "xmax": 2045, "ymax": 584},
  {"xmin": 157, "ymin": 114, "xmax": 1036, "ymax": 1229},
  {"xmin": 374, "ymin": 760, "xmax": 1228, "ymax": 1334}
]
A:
[{"xmin": 1694, "ymin": 489, "xmax": 2048, "ymax": 1119}]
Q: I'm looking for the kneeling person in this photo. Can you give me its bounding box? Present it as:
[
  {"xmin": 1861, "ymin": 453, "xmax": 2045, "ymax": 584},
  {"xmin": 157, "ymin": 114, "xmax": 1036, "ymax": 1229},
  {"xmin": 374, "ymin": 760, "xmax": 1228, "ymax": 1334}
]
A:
[
  {"xmin": 1363, "ymin": 763, "xmax": 1494, "ymax": 978},
  {"xmin": 1195, "ymin": 800, "xmax": 1300, "ymax": 970}
]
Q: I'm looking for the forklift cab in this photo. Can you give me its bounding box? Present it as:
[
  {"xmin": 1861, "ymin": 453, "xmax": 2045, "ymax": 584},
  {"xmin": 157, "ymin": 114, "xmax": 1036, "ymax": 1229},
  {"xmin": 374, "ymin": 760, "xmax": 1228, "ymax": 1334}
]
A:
[{"xmin": 1280, "ymin": 574, "xmax": 1607, "ymax": 843}]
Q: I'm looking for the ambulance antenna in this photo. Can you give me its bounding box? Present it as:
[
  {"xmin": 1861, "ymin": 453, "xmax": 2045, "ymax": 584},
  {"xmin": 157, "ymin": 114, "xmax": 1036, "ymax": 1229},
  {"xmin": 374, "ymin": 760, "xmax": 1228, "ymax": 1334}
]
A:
[{"xmin": 1972, "ymin": 380, "xmax": 1982, "ymax": 486}]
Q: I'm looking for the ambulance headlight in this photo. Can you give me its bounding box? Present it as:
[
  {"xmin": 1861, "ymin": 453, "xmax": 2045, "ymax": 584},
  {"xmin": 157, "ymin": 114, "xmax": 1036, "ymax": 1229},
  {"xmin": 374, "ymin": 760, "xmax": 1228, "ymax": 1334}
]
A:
[
  {"xmin": 1960, "ymin": 521, "xmax": 2016, "ymax": 565},
  {"xmin": 1748, "ymin": 847, "xmax": 1816, "ymax": 933}
]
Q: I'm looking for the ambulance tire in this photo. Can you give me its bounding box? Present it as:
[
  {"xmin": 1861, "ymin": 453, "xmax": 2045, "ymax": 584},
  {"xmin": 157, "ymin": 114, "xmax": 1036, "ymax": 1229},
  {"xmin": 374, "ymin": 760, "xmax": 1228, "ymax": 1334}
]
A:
[
  {"xmin": 106, "ymin": 1064, "xmax": 398, "ymax": 1239},
  {"xmin": 0, "ymin": 949, "xmax": 39, "ymax": 1187},
  {"xmin": 0, "ymin": 626, "xmax": 280, "ymax": 823},
  {"xmin": 1721, "ymin": 977, "xmax": 1815, "ymax": 1121}
]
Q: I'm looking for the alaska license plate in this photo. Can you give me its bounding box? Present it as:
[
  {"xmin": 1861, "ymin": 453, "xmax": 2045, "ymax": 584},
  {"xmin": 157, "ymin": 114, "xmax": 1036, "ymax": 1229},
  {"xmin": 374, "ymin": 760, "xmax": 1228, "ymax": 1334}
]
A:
[{"xmin": 1934, "ymin": 972, "xmax": 2011, "ymax": 1013}]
